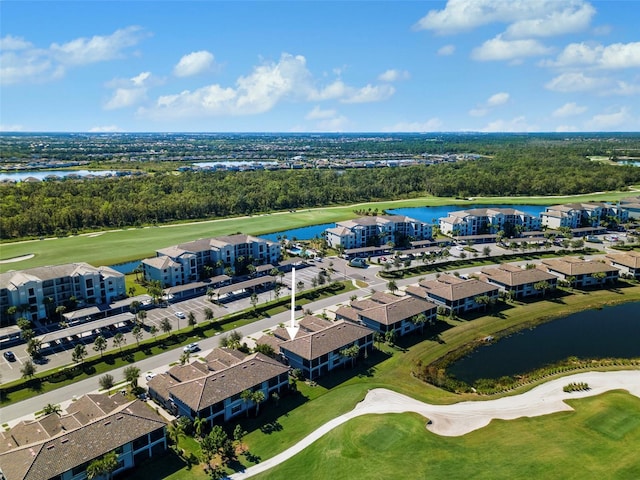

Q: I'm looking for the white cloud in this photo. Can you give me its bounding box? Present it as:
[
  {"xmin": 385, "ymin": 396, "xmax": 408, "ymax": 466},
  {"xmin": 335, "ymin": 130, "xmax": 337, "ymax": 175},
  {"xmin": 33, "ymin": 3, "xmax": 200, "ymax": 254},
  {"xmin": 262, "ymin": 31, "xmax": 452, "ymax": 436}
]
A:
[
  {"xmin": 88, "ymin": 125, "xmax": 123, "ymax": 132},
  {"xmin": 480, "ymin": 116, "xmax": 538, "ymax": 132},
  {"xmin": 437, "ymin": 44, "xmax": 456, "ymax": 56},
  {"xmin": 104, "ymin": 71, "xmax": 156, "ymax": 110},
  {"xmin": 50, "ymin": 26, "xmax": 147, "ymax": 66},
  {"xmin": 611, "ymin": 81, "xmax": 640, "ymax": 96},
  {"xmin": 545, "ymin": 72, "xmax": 609, "ymax": 92},
  {"xmin": 340, "ymin": 84, "xmax": 395, "ymax": 104},
  {"xmin": 384, "ymin": 118, "xmax": 443, "ymax": 132},
  {"xmin": 1, "ymin": 27, "xmax": 148, "ymax": 85},
  {"xmin": 0, "ymin": 34, "xmax": 33, "ymax": 50},
  {"xmin": 486, "ymin": 92, "xmax": 510, "ymax": 106},
  {"xmin": 305, "ymin": 106, "xmax": 337, "ymax": 120},
  {"xmin": 471, "ymin": 35, "xmax": 552, "ymax": 61},
  {"xmin": 142, "ymin": 53, "xmax": 393, "ymax": 120},
  {"xmin": 173, "ymin": 50, "xmax": 215, "ymax": 77},
  {"xmin": 586, "ymin": 108, "xmax": 631, "ymax": 129},
  {"xmin": 469, "ymin": 92, "xmax": 509, "ymax": 117},
  {"xmin": 552, "ymin": 102, "xmax": 587, "ymax": 117},
  {"xmin": 504, "ymin": 3, "xmax": 594, "ymax": 38},
  {"xmin": 545, "ymin": 41, "xmax": 640, "ymax": 69},
  {"xmin": 314, "ymin": 115, "xmax": 349, "ymax": 131},
  {"xmin": 378, "ymin": 69, "xmax": 410, "ymax": 82},
  {"xmin": 414, "ymin": 0, "xmax": 594, "ymax": 36}
]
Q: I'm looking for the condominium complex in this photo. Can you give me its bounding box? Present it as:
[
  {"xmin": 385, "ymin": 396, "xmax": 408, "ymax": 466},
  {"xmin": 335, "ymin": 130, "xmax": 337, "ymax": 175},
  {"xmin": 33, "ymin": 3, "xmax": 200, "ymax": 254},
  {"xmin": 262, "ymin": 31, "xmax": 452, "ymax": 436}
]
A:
[
  {"xmin": 325, "ymin": 215, "xmax": 433, "ymax": 250},
  {"xmin": 142, "ymin": 233, "xmax": 281, "ymax": 287},
  {"xmin": 540, "ymin": 202, "xmax": 629, "ymax": 229},
  {"xmin": 0, "ymin": 263, "xmax": 126, "ymax": 325},
  {"xmin": 439, "ymin": 208, "xmax": 541, "ymax": 237}
]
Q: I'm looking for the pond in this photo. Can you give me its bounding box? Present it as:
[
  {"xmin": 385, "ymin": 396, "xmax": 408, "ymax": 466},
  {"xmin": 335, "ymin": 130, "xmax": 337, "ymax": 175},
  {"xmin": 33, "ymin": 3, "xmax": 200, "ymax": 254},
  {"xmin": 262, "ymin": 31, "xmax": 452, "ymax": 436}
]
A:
[{"xmin": 447, "ymin": 302, "xmax": 640, "ymax": 384}]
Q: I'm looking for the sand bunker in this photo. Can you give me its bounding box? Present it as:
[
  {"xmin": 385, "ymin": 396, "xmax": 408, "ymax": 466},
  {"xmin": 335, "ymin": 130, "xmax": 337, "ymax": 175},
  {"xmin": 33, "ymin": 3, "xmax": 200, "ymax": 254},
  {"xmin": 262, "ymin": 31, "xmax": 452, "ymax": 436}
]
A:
[{"xmin": 0, "ymin": 253, "xmax": 35, "ymax": 264}]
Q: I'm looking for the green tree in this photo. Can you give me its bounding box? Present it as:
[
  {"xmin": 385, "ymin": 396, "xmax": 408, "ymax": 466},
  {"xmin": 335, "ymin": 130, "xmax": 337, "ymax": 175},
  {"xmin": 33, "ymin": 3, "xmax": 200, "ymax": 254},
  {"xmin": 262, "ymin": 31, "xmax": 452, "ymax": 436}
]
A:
[
  {"xmin": 252, "ymin": 390, "xmax": 266, "ymax": 416},
  {"xmin": 411, "ymin": 312, "xmax": 429, "ymax": 335},
  {"xmin": 253, "ymin": 343, "xmax": 275, "ymax": 357},
  {"xmin": 21, "ymin": 360, "xmax": 37, "ymax": 379},
  {"xmin": 123, "ymin": 365, "xmax": 140, "ymax": 389},
  {"xmin": 42, "ymin": 403, "xmax": 62, "ymax": 415},
  {"xmin": 533, "ymin": 280, "xmax": 551, "ymax": 297},
  {"xmin": 250, "ymin": 293, "xmax": 259, "ymax": 310},
  {"xmin": 99, "ymin": 373, "xmax": 115, "ymax": 390},
  {"xmin": 72, "ymin": 344, "xmax": 87, "ymax": 364},
  {"xmin": 26, "ymin": 337, "xmax": 43, "ymax": 360},
  {"xmin": 241, "ymin": 389, "xmax": 253, "ymax": 417},
  {"xmin": 179, "ymin": 351, "xmax": 190, "ymax": 365},
  {"xmin": 233, "ymin": 424, "xmax": 247, "ymax": 443},
  {"xmin": 167, "ymin": 421, "xmax": 185, "ymax": 451},
  {"xmin": 384, "ymin": 329, "xmax": 397, "ymax": 346},
  {"xmin": 591, "ymin": 271, "xmax": 607, "ymax": 284},
  {"xmin": 112, "ymin": 332, "xmax": 126, "ymax": 354},
  {"xmin": 188, "ymin": 311, "xmax": 197, "ymax": 328},
  {"xmin": 193, "ymin": 416, "xmax": 207, "ymax": 438},
  {"xmin": 149, "ymin": 325, "xmax": 159, "ymax": 341},
  {"xmin": 93, "ymin": 335, "xmax": 107, "ymax": 357},
  {"xmin": 340, "ymin": 344, "xmax": 360, "ymax": 368},
  {"xmin": 132, "ymin": 325, "xmax": 143, "ymax": 347},
  {"xmin": 204, "ymin": 307, "xmax": 214, "ymax": 321},
  {"xmin": 86, "ymin": 451, "xmax": 118, "ymax": 480},
  {"xmin": 160, "ymin": 317, "xmax": 172, "ymax": 336},
  {"xmin": 387, "ymin": 280, "xmax": 398, "ymax": 294}
]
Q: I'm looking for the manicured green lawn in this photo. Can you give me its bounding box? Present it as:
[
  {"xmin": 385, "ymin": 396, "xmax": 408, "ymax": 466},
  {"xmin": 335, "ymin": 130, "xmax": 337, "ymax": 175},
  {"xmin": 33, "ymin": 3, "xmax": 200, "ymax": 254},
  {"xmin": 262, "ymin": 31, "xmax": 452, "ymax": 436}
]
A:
[
  {"xmin": 253, "ymin": 391, "xmax": 640, "ymax": 480},
  {"xmin": 2, "ymin": 188, "xmax": 637, "ymax": 272}
]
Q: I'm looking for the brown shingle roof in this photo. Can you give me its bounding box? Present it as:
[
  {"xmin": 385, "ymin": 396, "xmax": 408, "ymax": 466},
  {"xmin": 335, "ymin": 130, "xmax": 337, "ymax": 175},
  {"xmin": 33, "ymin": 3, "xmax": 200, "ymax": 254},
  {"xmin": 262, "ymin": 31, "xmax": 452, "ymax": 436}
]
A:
[
  {"xmin": 358, "ymin": 296, "xmax": 437, "ymax": 326},
  {"xmin": 605, "ymin": 251, "xmax": 640, "ymax": 269},
  {"xmin": 168, "ymin": 353, "xmax": 288, "ymax": 412},
  {"xmin": 541, "ymin": 257, "xmax": 619, "ymax": 276},
  {"xmin": 416, "ymin": 275, "xmax": 498, "ymax": 301},
  {"xmin": 0, "ymin": 398, "xmax": 166, "ymax": 480},
  {"xmin": 279, "ymin": 320, "xmax": 373, "ymax": 361},
  {"xmin": 479, "ymin": 264, "xmax": 558, "ymax": 287}
]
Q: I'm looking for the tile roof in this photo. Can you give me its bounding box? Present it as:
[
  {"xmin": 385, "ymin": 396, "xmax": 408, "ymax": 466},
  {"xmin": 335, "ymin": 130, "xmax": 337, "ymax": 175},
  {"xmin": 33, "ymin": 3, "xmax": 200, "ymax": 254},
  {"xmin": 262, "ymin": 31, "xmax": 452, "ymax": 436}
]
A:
[
  {"xmin": 279, "ymin": 320, "xmax": 373, "ymax": 361},
  {"xmin": 416, "ymin": 274, "xmax": 498, "ymax": 301},
  {"xmin": 605, "ymin": 251, "xmax": 640, "ymax": 269},
  {"xmin": 0, "ymin": 397, "xmax": 166, "ymax": 480},
  {"xmin": 168, "ymin": 353, "xmax": 288, "ymax": 412},
  {"xmin": 357, "ymin": 296, "xmax": 437, "ymax": 326},
  {"xmin": 479, "ymin": 264, "xmax": 558, "ymax": 287},
  {"xmin": 541, "ymin": 257, "xmax": 619, "ymax": 276}
]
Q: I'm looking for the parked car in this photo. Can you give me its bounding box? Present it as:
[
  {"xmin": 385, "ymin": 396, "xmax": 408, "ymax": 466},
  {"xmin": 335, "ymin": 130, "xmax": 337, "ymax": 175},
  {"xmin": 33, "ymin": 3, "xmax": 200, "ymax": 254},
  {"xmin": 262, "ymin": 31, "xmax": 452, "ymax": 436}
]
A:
[
  {"xmin": 183, "ymin": 343, "xmax": 200, "ymax": 353},
  {"xmin": 145, "ymin": 373, "xmax": 157, "ymax": 381},
  {"xmin": 3, "ymin": 351, "xmax": 16, "ymax": 362},
  {"xmin": 174, "ymin": 311, "xmax": 186, "ymax": 319}
]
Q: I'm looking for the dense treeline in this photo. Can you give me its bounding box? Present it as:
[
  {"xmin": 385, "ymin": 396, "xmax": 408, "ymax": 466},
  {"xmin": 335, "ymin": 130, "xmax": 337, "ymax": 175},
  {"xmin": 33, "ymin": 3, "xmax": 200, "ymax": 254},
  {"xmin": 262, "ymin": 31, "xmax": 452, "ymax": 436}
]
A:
[{"xmin": 2, "ymin": 154, "xmax": 640, "ymax": 240}]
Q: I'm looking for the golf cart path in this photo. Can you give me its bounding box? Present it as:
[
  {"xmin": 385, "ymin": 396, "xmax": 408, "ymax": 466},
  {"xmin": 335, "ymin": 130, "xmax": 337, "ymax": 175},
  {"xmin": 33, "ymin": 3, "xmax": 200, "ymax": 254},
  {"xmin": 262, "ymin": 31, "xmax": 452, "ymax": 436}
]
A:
[{"xmin": 230, "ymin": 370, "xmax": 640, "ymax": 479}]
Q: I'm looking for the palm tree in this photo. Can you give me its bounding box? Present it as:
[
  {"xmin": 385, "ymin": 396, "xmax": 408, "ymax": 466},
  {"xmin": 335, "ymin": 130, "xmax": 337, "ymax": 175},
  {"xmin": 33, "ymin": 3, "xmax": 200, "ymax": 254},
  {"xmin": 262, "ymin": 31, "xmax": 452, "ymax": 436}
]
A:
[
  {"xmin": 188, "ymin": 311, "xmax": 197, "ymax": 328},
  {"xmin": 241, "ymin": 389, "xmax": 253, "ymax": 417},
  {"xmin": 251, "ymin": 390, "xmax": 266, "ymax": 416},
  {"xmin": 411, "ymin": 312, "xmax": 429, "ymax": 335},
  {"xmin": 149, "ymin": 325, "xmax": 159, "ymax": 341},
  {"xmin": 21, "ymin": 360, "xmax": 37, "ymax": 379},
  {"xmin": 160, "ymin": 318, "xmax": 172, "ymax": 336},
  {"xmin": 204, "ymin": 307, "xmax": 214, "ymax": 321},
  {"xmin": 387, "ymin": 280, "xmax": 398, "ymax": 294},
  {"xmin": 193, "ymin": 416, "xmax": 207, "ymax": 438},
  {"xmin": 123, "ymin": 365, "xmax": 140, "ymax": 389},
  {"xmin": 42, "ymin": 403, "xmax": 62, "ymax": 415},
  {"xmin": 26, "ymin": 338, "xmax": 43, "ymax": 360},
  {"xmin": 87, "ymin": 451, "xmax": 118, "ymax": 480},
  {"xmin": 166, "ymin": 421, "xmax": 185, "ymax": 451}
]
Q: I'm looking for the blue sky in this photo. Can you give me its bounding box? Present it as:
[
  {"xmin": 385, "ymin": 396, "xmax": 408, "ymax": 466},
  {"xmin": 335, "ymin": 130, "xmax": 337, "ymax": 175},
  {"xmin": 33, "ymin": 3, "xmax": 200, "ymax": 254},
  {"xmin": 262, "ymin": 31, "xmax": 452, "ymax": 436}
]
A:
[{"xmin": 1, "ymin": 0, "xmax": 639, "ymax": 132}]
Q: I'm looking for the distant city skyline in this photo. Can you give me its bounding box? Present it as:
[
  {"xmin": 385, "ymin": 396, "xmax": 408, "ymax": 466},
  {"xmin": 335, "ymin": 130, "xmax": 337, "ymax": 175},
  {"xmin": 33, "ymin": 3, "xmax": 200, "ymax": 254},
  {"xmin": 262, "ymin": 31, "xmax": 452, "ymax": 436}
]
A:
[{"xmin": 1, "ymin": 1, "xmax": 639, "ymax": 133}]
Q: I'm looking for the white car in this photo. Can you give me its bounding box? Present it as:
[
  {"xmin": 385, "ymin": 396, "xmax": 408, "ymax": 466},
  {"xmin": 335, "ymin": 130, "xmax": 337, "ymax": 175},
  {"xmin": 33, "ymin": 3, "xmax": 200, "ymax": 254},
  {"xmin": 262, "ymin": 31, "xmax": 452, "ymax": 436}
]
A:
[
  {"xmin": 183, "ymin": 342, "xmax": 200, "ymax": 353},
  {"xmin": 145, "ymin": 373, "xmax": 157, "ymax": 381},
  {"xmin": 174, "ymin": 311, "xmax": 186, "ymax": 319}
]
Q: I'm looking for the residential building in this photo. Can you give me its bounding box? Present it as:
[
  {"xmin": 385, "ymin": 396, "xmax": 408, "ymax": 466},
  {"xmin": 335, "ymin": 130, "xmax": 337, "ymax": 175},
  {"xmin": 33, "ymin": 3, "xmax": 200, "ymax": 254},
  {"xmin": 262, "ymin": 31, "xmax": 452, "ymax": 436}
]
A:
[
  {"xmin": 142, "ymin": 234, "xmax": 281, "ymax": 287},
  {"xmin": 0, "ymin": 394, "xmax": 167, "ymax": 480},
  {"xmin": 147, "ymin": 349, "xmax": 289, "ymax": 424},
  {"xmin": 0, "ymin": 263, "xmax": 126, "ymax": 325},
  {"xmin": 540, "ymin": 202, "xmax": 629, "ymax": 229},
  {"xmin": 605, "ymin": 251, "xmax": 640, "ymax": 279},
  {"xmin": 335, "ymin": 291, "xmax": 437, "ymax": 335},
  {"xmin": 619, "ymin": 195, "xmax": 640, "ymax": 218},
  {"xmin": 405, "ymin": 274, "xmax": 499, "ymax": 315},
  {"xmin": 478, "ymin": 264, "xmax": 558, "ymax": 299},
  {"xmin": 325, "ymin": 215, "xmax": 432, "ymax": 250},
  {"xmin": 540, "ymin": 257, "xmax": 619, "ymax": 287},
  {"xmin": 276, "ymin": 318, "xmax": 375, "ymax": 380},
  {"xmin": 439, "ymin": 208, "xmax": 541, "ymax": 237}
]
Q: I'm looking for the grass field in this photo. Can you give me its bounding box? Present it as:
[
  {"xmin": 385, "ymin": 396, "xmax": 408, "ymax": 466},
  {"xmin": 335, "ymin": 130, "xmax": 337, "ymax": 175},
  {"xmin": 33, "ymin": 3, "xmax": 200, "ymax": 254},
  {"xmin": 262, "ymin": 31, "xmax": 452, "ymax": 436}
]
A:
[
  {"xmin": 252, "ymin": 391, "xmax": 640, "ymax": 480},
  {"xmin": 2, "ymin": 188, "xmax": 638, "ymax": 272}
]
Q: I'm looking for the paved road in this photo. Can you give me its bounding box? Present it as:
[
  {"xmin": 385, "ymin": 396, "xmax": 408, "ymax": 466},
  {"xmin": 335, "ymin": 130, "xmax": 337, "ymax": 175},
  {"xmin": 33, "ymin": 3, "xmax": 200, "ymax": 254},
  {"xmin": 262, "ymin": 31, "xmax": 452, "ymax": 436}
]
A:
[{"xmin": 0, "ymin": 245, "xmax": 608, "ymax": 425}]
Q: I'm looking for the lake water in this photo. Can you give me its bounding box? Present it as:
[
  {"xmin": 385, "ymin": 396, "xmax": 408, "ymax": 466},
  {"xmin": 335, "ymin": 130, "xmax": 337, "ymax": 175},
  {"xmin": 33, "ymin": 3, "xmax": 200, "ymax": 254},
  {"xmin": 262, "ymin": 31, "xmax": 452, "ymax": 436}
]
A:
[
  {"xmin": 447, "ymin": 302, "xmax": 640, "ymax": 384},
  {"xmin": 109, "ymin": 260, "xmax": 142, "ymax": 274},
  {"xmin": 0, "ymin": 169, "xmax": 122, "ymax": 181}
]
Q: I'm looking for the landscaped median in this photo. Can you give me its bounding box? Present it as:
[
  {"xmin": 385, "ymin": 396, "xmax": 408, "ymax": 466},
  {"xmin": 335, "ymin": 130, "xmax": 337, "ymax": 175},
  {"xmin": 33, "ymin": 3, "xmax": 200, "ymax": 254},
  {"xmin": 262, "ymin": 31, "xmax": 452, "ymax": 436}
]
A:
[{"xmin": 0, "ymin": 281, "xmax": 354, "ymax": 405}]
